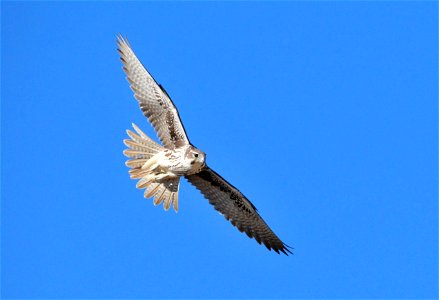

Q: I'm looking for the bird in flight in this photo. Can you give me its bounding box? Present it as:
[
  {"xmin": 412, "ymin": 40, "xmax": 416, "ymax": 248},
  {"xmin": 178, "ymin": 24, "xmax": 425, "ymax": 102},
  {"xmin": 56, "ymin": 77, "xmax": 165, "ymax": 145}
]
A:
[{"xmin": 117, "ymin": 36, "xmax": 292, "ymax": 255}]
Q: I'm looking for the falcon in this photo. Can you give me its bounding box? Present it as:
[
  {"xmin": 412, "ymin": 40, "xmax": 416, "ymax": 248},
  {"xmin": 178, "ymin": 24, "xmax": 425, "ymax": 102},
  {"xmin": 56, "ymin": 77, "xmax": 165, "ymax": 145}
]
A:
[{"xmin": 118, "ymin": 36, "xmax": 292, "ymax": 255}]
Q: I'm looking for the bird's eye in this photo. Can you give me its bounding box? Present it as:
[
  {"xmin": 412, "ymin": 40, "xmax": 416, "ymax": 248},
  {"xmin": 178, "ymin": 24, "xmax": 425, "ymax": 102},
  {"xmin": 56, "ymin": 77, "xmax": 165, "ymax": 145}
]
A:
[{"xmin": 194, "ymin": 153, "xmax": 199, "ymax": 158}]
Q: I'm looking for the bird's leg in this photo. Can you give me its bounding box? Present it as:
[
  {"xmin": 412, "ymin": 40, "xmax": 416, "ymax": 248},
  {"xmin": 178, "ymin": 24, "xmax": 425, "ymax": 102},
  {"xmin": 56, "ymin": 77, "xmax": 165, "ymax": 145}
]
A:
[
  {"xmin": 154, "ymin": 173, "xmax": 171, "ymax": 181},
  {"xmin": 141, "ymin": 158, "xmax": 159, "ymax": 171}
]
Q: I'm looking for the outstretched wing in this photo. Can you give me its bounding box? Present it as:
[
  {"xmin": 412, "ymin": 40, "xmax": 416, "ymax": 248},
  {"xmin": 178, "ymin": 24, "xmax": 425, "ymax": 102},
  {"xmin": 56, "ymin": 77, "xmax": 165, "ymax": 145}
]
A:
[
  {"xmin": 117, "ymin": 36, "xmax": 190, "ymax": 149},
  {"xmin": 185, "ymin": 167, "xmax": 292, "ymax": 255}
]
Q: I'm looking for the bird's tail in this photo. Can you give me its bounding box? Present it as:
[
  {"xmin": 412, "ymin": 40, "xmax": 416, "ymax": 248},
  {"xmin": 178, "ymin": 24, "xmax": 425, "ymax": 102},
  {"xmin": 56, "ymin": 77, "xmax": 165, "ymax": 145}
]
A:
[
  {"xmin": 123, "ymin": 123, "xmax": 180, "ymax": 212},
  {"xmin": 123, "ymin": 123, "xmax": 163, "ymax": 165}
]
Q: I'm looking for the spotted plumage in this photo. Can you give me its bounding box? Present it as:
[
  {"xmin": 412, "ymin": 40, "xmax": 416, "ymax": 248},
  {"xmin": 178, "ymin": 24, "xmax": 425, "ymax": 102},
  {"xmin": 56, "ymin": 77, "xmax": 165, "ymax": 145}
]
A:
[{"xmin": 118, "ymin": 35, "xmax": 292, "ymax": 255}]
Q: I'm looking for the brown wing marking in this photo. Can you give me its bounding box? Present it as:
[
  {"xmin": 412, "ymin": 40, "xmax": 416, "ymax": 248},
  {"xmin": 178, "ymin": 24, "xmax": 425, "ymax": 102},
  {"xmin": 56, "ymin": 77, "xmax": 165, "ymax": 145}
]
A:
[
  {"xmin": 117, "ymin": 35, "xmax": 190, "ymax": 149},
  {"xmin": 185, "ymin": 167, "xmax": 292, "ymax": 255}
]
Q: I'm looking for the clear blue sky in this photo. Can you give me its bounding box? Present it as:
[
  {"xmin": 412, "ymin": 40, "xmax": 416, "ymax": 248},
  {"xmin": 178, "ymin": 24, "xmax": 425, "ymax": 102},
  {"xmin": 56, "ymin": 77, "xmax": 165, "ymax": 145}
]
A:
[{"xmin": 2, "ymin": 2, "xmax": 437, "ymax": 299}]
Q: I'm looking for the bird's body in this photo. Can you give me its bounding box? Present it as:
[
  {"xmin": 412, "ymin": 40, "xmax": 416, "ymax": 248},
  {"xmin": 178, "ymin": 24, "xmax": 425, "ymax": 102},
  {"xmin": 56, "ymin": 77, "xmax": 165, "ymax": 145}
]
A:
[
  {"xmin": 124, "ymin": 124, "xmax": 205, "ymax": 211},
  {"xmin": 141, "ymin": 144, "xmax": 205, "ymax": 178},
  {"xmin": 118, "ymin": 35, "xmax": 292, "ymax": 255}
]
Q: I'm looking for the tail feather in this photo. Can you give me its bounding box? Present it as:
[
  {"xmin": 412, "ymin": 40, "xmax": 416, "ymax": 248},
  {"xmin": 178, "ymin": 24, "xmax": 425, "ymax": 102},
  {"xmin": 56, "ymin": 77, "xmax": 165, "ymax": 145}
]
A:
[
  {"xmin": 129, "ymin": 168, "xmax": 150, "ymax": 179},
  {"xmin": 136, "ymin": 175, "xmax": 153, "ymax": 189},
  {"xmin": 125, "ymin": 132, "xmax": 161, "ymax": 154},
  {"xmin": 153, "ymin": 186, "xmax": 167, "ymax": 206},
  {"xmin": 124, "ymin": 135, "xmax": 160, "ymax": 153},
  {"xmin": 141, "ymin": 178, "xmax": 180, "ymax": 212},
  {"xmin": 164, "ymin": 196, "xmax": 172, "ymax": 211},
  {"xmin": 126, "ymin": 158, "xmax": 148, "ymax": 169},
  {"xmin": 124, "ymin": 139, "xmax": 158, "ymax": 154},
  {"xmin": 126, "ymin": 123, "xmax": 162, "ymax": 152},
  {"xmin": 144, "ymin": 182, "xmax": 161, "ymax": 198},
  {"xmin": 123, "ymin": 149, "xmax": 152, "ymax": 159},
  {"xmin": 123, "ymin": 123, "xmax": 181, "ymax": 212},
  {"xmin": 173, "ymin": 192, "xmax": 179, "ymax": 212},
  {"xmin": 124, "ymin": 123, "xmax": 163, "ymax": 166}
]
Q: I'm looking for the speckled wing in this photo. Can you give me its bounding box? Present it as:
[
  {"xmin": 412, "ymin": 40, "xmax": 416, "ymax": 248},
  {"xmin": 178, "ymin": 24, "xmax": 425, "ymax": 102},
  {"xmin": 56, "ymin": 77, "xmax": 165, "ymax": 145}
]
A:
[
  {"xmin": 185, "ymin": 167, "xmax": 292, "ymax": 255},
  {"xmin": 117, "ymin": 36, "xmax": 190, "ymax": 149}
]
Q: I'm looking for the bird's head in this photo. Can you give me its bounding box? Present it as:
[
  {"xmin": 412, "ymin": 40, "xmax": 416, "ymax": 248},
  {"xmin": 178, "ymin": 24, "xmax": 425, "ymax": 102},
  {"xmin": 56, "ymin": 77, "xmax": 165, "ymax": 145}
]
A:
[{"xmin": 188, "ymin": 147, "xmax": 206, "ymax": 171}]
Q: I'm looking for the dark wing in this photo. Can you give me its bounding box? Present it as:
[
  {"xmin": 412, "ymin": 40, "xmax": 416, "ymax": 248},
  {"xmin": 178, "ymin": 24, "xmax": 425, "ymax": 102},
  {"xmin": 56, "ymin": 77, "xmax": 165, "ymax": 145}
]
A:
[
  {"xmin": 185, "ymin": 167, "xmax": 292, "ymax": 255},
  {"xmin": 117, "ymin": 35, "xmax": 190, "ymax": 149}
]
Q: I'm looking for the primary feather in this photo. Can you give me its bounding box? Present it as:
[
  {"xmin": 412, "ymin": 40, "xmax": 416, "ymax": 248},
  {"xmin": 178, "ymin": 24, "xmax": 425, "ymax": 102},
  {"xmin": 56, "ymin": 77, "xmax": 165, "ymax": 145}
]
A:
[{"xmin": 118, "ymin": 35, "xmax": 292, "ymax": 255}]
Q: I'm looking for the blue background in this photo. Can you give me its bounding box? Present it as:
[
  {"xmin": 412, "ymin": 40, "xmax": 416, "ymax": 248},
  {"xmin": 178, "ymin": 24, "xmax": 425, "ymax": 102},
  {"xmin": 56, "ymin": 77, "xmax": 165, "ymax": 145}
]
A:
[{"xmin": 2, "ymin": 2, "xmax": 437, "ymax": 299}]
